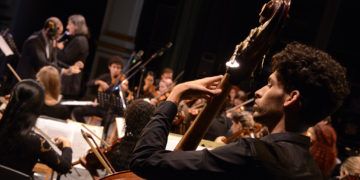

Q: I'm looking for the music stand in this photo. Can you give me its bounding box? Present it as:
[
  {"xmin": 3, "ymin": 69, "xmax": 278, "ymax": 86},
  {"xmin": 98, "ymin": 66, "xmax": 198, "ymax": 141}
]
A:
[
  {"xmin": 0, "ymin": 29, "xmax": 20, "ymax": 95},
  {"xmin": 0, "ymin": 164, "xmax": 31, "ymax": 180},
  {"xmin": 97, "ymin": 85, "xmax": 126, "ymax": 139}
]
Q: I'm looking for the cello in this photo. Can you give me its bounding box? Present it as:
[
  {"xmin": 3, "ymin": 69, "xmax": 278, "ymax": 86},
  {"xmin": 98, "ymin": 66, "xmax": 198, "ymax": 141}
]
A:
[{"xmin": 100, "ymin": 0, "xmax": 291, "ymax": 178}]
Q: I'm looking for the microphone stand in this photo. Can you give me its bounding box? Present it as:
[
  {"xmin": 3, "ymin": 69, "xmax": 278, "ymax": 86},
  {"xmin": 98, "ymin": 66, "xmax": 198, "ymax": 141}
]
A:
[
  {"xmin": 124, "ymin": 42, "xmax": 173, "ymax": 90},
  {"xmin": 135, "ymin": 67, "xmax": 145, "ymax": 99}
]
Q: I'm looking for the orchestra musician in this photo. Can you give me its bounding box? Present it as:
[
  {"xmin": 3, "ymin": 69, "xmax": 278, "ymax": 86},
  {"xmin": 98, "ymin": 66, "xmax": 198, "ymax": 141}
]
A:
[
  {"xmin": 71, "ymin": 56, "xmax": 126, "ymax": 124},
  {"xmin": 137, "ymin": 71, "xmax": 156, "ymax": 99},
  {"xmin": 36, "ymin": 66, "xmax": 71, "ymax": 120},
  {"xmin": 57, "ymin": 14, "xmax": 90, "ymax": 99},
  {"xmin": 0, "ymin": 80, "xmax": 72, "ymax": 176},
  {"xmin": 215, "ymin": 111, "xmax": 269, "ymax": 144},
  {"xmin": 129, "ymin": 42, "xmax": 349, "ymax": 179},
  {"xmin": 16, "ymin": 17, "xmax": 81, "ymax": 80},
  {"xmin": 79, "ymin": 99, "xmax": 155, "ymax": 178},
  {"xmin": 150, "ymin": 78, "xmax": 173, "ymax": 105},
  {"xmin": 154, "ymin": 67, "xmax": 173, "ymax": 87}
]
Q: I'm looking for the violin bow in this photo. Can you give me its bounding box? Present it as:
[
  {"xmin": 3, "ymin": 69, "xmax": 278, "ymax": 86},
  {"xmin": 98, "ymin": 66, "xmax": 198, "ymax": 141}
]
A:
[
  {"xmin": 6, "ymin": 63, "xmax": 22, "ymax": 82},
  {"xmin": 81, "ymin": 124, "xmax": 111, "ymax": 148}
]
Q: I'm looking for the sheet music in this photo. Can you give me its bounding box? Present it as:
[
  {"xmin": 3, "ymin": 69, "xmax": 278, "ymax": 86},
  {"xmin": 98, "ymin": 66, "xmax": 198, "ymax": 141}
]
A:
[
  {"xmin": 60, "ymin": 100, "xmax": 97, "ymax": 106},
  {"xmin": 35, "ymin": 117, "xmax": 103, "ymax": 164},
  {"xmin": 67, "ymin": 120, "xmax": 104, "ymax": 163},
  {"xmin": 0, "ymin": 35, "xmax": 14, "ymax": 56},
  {"xmin": 115, "ymin": 117, "xmax": 126, "ymax": 138}
]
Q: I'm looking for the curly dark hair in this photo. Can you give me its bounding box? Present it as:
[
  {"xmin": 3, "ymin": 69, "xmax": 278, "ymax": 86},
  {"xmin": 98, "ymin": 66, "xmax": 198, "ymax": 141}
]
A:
[
  {"xmin": 272, "ymin": 42, "xmax": 349, "ymax": 125},
  {"xmin": 108, "ymin": 55, "xmax": 124, "ymax": 68},
  {"xmin": 125, "ymin": 99, "xmax": 155, "ymax": 136},
  {"xmin": 106, "ymin": 99, "xmax": 155, "ymax": 171}
]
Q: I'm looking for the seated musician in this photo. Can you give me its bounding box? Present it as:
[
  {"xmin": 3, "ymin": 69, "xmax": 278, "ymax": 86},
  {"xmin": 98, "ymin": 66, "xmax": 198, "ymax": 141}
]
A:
[
  {"xmin": 0, "ymin": 80, "xmax": 72, "ymax": 177},
  {"xmin": 150, "ymin": 78, "xmax": 173, "ymax": 105},
  {"xmin": 154, "ymin": 67, "xmax": 173, "ymax": 87},
  {"xmin": 203, "ymin": 103, "xmax": 232, "ymax": 141},
  {"xmin": 215, "ymin": 111, "xmax": 268, "ymax": 144},
  {"xmin": 129, "ymin": 42, "xmax": 349, "ymax": 179},
  {"xmin": 36, "ymin": 66, "xmax": 71, "ymax": 120},
  {"xmin": 137, "ymin": 71, "xmax": 156, "ymax": 99},
  {"xmin": 80, "ymin": 99, "xmax": 155, "ymax": 177},
  {"xmin": 71, "ymin": 56, "xmax": 126, "ymax": 123},
  {"xmin": 227, "ymin": 85, "xmax": 240, "ymax": 108}
]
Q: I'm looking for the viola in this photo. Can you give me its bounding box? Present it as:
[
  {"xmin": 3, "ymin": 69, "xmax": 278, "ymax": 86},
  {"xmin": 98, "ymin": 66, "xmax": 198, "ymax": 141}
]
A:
[{"xmin": 150, "ymin": 91, "xmax": 171, "ymax": 105}]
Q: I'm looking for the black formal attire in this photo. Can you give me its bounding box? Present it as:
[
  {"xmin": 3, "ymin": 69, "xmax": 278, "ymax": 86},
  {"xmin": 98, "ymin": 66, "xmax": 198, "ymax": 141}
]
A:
[
  {"xmin": 203, "ymin": 112, "xmax": 232, "ymax": 141},
  {"xmin": 72, "ymin": 73, "xmax": 111, "ymax": 123},
  {"xmin": 130, "ymin": 101, "xmax": 322, "ymax": 180},
  {"xmin": 0, "ymin": 131, "xmax": 72, "ymax": 176},
  {"xmin": 41, "ymin": 102, "xmax": 71, "ymax": 120},
  {"xmin": 57, "ymin": 35, "xmax": 89, "ymax": 99},
  {"xmin": 16, "ymin": 31, "xmax": 65, "ymax": 80}
]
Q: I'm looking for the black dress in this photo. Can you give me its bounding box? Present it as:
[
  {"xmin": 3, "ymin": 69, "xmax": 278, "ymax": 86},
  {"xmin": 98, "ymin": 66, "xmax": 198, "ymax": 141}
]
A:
[
  {"xmin": 0, "ymin": 131, "xmax": 72, "ymax": 176},
  {"xmin": 57, "ymin": 35, "xmax": 89, "ymax": 99},
  {"xmin": 41, "ymin": 102, "xmax": 71, "ymax": 120}
]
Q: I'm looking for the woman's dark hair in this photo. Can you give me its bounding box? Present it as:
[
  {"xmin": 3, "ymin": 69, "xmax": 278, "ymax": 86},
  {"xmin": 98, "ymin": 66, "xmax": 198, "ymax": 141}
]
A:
[
  {"xmin": 0, "ymin": 80, "xmax": 44, "ymax": 138},
  {"xmin": 272, "ymin": 42, "xmax": 350, "ymax": 125}
]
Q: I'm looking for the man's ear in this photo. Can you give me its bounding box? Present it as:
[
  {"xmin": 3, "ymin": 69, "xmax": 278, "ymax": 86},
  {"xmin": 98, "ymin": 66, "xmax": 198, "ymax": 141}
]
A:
[{"xmin": 284, "ymin": 90, "xmax": 300, "ymax": 107}]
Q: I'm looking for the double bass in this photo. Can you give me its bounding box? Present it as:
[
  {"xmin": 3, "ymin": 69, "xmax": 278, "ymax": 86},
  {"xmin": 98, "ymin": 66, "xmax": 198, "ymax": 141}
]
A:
[
  {"xmin": 176, "ymin": 0, "xmax": 291, "ymax": 151},
  {"xmin": 100, "ymin": 0, "xmax": 291, "ymax": 179}
]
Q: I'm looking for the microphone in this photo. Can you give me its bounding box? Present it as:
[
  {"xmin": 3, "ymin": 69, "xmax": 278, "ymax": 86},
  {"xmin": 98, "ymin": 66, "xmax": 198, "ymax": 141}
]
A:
[
  {"xmin": 58, "ymin": 31, "xmax": 70, "ymax": 42},
  {"xmin": 131, "ymin": 50, "xmax": 144, "ymax": 64},
  {"xmin": 151, "ymin": 42, "xmax": 173, "ymax": 58}
]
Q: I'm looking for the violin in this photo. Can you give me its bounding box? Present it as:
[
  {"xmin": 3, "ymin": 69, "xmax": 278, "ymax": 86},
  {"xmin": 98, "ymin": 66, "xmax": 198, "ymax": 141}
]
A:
[
  {"xmin": 97, "ymin": 74, "xmax": 126, "ymax": 92},
  {"xmin": 78, "ymin": 129, "xmax": 116, "ymax": 176},
  {"xmin": 223, "ymin": 123, "xmax": 269, "ymax": 144},
  {"xmin": 78, "ymin": 143, "xmax": 117, "ymax": 177},
  {"xmin": 150, "ymin": 90, "xmax": 171, "ymax": 105},
  {"xmin": 78, "ymin": 135, "xmax": 143, "ymax": 179},
  {"xmin": 172, "ymin": 99, "xmax": 206, "ymax": 135},
  {"xmin": 157, "ymin": 91, "xmax": 171, "ymax": 102}
]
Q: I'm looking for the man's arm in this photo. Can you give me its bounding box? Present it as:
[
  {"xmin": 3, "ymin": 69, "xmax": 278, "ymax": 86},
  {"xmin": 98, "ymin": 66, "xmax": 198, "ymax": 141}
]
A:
[{"xmin": 129, "ymin": 75, "xmax": 257, "ymax": 178}]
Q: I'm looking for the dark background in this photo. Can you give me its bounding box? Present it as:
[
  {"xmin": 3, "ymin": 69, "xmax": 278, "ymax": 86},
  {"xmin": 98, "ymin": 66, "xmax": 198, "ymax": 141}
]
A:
[{"xmin": 1, "ymin": 0, "xmax": 359, "ymax": 160}]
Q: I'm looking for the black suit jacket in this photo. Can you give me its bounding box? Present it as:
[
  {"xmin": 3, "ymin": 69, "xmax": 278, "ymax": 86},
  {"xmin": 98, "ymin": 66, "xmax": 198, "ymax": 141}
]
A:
[{"xmin": 16, "ymin": 31, "xmax": 61, "ymax": 79}]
